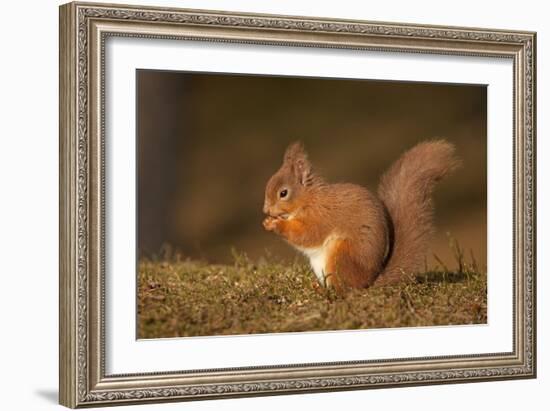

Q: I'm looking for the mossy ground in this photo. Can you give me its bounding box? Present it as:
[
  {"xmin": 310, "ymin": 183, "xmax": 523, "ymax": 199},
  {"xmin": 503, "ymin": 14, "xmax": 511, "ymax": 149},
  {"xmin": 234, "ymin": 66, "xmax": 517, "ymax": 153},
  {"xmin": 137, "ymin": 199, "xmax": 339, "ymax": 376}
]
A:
[{"xmin": 138, "ymin": 250, "xmax": 486, "ymax": 339}]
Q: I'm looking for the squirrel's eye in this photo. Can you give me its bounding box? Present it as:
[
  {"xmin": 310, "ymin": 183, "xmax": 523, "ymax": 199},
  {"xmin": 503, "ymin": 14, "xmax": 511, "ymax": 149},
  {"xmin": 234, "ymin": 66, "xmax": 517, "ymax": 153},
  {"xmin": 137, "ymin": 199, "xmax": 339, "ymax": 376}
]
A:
[{"xmin": 279, "ymin": 189, "xmax": 288, "ymax": 198}]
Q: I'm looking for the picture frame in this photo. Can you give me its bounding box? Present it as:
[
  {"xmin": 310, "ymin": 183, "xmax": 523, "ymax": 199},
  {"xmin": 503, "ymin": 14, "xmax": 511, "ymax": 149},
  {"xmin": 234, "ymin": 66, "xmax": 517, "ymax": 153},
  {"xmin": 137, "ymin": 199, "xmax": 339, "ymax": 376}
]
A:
[{"xmin": 59, "ymin": 1, "xmax": 536, "ymax": 408}]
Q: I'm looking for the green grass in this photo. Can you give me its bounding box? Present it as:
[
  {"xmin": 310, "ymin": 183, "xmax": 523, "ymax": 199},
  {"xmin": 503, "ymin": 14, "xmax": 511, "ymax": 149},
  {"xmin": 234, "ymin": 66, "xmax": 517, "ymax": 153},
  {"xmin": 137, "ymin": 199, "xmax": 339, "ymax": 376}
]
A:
[{"xmin": 137, "ymin": 250, "xmax": 487, "ymax": 339}]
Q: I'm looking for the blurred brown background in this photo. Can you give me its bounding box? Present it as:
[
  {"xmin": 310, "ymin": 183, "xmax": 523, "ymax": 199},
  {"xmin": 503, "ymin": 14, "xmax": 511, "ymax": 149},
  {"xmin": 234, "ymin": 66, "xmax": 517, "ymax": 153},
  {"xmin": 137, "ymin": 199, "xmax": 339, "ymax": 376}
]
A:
[{"xmin": 137, "ymin": 70, "xmax": 486, "ymax": 269}]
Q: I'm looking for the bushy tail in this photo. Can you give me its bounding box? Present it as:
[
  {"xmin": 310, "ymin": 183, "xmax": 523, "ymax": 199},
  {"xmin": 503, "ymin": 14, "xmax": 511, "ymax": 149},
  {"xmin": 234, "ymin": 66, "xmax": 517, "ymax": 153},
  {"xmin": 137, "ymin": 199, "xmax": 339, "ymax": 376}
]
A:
[{"xmin": 375, "ymin": 140, "xmax": 461, "ymax": 286}]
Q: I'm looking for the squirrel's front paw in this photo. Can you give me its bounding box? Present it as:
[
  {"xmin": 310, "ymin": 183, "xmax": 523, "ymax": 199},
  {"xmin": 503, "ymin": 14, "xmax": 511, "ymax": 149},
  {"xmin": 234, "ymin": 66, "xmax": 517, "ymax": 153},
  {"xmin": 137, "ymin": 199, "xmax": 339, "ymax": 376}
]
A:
[
  {"xmin": 263, "ymin": 216, "xmax": 281, "ymax": 231},
  {"xmin": 263, "ymin": 216, "xmax": 278, "ymax": 231}
]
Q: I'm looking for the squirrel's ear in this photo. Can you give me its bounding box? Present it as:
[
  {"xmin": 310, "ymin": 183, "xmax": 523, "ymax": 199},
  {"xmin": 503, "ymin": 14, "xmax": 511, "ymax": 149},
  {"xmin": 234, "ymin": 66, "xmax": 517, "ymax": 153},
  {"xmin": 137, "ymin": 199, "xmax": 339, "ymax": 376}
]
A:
[{"xmin": 284, "ymin": 141, "xmax": 313, "ymax": 186}]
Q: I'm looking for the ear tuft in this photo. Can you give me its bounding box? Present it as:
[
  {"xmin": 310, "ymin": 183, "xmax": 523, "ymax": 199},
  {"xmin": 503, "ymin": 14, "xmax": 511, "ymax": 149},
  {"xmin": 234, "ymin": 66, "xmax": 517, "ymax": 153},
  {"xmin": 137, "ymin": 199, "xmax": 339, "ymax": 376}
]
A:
[
  {"xmin": 283, "ymin": 141, "xmax": 313, "ymax": 186},
  {"xmin": 284, "ymin": 141, "xmax": 306, "ymax": 164}
]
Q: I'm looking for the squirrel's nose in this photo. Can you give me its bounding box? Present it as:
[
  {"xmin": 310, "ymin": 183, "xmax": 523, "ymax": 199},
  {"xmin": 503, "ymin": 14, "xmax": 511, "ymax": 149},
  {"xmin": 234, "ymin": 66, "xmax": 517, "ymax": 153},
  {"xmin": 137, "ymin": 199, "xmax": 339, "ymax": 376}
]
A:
[{"xmin": 263, "ymin": 204, "xmax": 270, "ymax": 215}]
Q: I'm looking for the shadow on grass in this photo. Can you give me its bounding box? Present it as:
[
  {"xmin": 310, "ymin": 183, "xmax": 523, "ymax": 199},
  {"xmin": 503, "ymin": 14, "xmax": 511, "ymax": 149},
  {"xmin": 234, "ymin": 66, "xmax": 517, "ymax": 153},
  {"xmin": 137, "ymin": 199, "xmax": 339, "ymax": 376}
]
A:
[{"xmin": 415, "ymin": 271, "xmax": 469, "ymax": 284}]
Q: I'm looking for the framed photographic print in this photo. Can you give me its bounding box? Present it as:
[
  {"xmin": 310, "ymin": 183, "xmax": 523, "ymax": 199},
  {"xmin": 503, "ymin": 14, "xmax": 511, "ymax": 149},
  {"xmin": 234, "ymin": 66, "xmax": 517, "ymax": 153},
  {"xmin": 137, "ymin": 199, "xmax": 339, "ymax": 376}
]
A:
[{"xmin": 59, "ymin": 1, "xmax": 537, "ymax": 408}]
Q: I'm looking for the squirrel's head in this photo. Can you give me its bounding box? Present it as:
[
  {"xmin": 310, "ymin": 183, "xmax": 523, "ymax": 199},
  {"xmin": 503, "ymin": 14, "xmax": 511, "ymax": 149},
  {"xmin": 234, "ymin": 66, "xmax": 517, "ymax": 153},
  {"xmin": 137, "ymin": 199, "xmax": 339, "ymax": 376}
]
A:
[{"xmin": 263, "ymin": 141, "xmax": 317, "ymax": 219}]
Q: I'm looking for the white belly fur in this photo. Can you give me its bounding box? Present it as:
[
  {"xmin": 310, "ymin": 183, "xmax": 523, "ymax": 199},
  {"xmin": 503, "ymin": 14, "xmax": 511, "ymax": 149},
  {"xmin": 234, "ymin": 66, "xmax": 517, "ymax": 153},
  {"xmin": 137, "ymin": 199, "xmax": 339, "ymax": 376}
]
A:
[
  {"xmin": 295, "ymin": 235, "xmax": 338, "ymax": 286},
  {"xmin": 299, "ymin": 247, "xmax": 327, "ymax": 284}
]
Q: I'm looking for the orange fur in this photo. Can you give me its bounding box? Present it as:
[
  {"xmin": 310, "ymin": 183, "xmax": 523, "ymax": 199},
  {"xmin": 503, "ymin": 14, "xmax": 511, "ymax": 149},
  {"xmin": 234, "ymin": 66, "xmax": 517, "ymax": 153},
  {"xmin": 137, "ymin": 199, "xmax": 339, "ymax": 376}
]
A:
[
  {"xmin": 263, "ymin": 140, "xmax": 459, "ymax": 289},
  {"xmin": 325, "ymin": 239, "xmax": 379, "ymax": 289},
  {"xmin": 264, "ymin": 215, "xmax": 323, "ymax": 248},
  {"xmin": 375, "ymin": 140, "xmax": 461, "ymax": 285}
]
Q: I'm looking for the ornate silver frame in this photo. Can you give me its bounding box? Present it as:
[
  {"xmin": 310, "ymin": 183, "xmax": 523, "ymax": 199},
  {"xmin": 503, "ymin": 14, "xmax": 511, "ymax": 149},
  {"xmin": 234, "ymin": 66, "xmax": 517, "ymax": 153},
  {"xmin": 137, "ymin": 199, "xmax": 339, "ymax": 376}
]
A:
[{"xmin": 59, "ymin": 1, "xmax": 536, "ymax": 408}]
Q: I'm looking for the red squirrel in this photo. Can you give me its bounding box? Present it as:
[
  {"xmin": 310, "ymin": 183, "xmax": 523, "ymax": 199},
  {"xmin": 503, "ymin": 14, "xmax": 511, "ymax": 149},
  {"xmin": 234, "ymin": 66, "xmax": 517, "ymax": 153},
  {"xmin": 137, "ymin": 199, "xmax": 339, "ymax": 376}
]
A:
[{"xmin": 262, "ymin": 140, "xmax": 460, "ymax": 289}]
